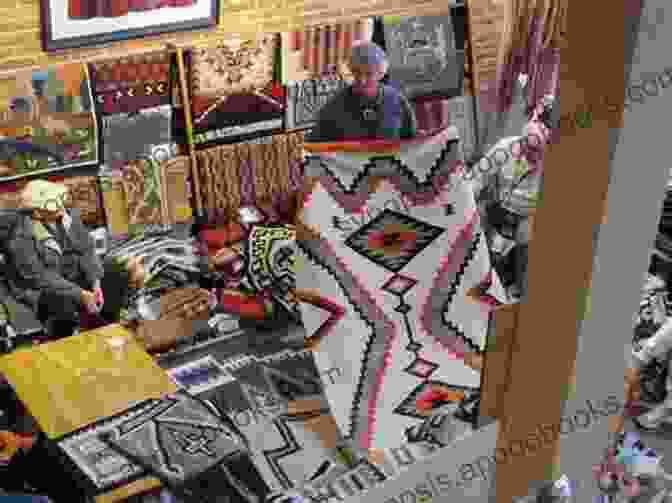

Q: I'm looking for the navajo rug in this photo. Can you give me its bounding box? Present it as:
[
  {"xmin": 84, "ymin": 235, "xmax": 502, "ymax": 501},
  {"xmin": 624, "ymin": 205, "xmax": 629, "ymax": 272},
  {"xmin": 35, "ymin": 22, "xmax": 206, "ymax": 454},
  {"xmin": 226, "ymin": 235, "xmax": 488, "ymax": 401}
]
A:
[{"xmin": 295, "ymin": 127, "xmax": 506, "ymax": 450}]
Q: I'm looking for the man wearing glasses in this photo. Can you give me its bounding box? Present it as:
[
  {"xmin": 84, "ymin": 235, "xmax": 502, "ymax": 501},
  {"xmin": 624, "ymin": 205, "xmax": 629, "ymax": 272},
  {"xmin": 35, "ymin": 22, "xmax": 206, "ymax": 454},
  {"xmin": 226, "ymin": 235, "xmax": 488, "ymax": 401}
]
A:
[{"xmin": 3, "ymin": 180, "xmax": 103, "ymax": 339}]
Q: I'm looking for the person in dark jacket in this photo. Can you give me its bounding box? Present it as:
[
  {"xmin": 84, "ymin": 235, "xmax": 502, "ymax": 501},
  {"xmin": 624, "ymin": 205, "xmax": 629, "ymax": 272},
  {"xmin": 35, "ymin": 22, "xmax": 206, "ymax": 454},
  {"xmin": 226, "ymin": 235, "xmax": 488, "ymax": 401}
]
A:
[
  {"xmin": 306, "ymin": 42, "xmax": 417, "ymax": 142},
  {"xmin": 4, "ymin": 180, "xmax": 103, "ymax": 339}
]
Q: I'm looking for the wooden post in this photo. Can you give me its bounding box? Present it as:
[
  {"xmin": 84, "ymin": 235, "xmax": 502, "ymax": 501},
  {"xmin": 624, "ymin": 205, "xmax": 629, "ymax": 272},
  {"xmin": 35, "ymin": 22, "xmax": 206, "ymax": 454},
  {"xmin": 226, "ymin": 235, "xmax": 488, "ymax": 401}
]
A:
[
  {"xmin": 172, "ymin": 45, "xmax": 203, "ymax": 216},
  {"xmin": 492, "ymin": 0, "xmax": 629, "ymax": 500},
  {"xmin": 480, "ymin": 302, "xmax": 519, "ymax": 420}
]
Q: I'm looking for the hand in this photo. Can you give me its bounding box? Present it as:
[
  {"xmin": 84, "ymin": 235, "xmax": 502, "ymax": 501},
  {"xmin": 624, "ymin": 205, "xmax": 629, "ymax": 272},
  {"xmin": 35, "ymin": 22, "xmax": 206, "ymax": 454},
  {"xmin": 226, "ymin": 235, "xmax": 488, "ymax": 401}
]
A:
[
  {"xmin": 79, "ymin": 289, "xmax": 99, "ymax": 314},
  {"xmin": 93, "ymin": 286, "xmax": 104, "ymax": 308},
  {"xmin": 463, "ymin": 352, "xmax": 484, "ymax": 371}
]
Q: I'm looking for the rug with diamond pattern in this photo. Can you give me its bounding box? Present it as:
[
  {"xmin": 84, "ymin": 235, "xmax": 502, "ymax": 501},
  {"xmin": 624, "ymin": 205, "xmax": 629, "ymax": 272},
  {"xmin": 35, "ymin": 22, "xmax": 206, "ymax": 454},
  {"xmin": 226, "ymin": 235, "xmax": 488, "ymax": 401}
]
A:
[{"xmin": 295, "ymin": 127, "xmax": 507, "ymax": 450}]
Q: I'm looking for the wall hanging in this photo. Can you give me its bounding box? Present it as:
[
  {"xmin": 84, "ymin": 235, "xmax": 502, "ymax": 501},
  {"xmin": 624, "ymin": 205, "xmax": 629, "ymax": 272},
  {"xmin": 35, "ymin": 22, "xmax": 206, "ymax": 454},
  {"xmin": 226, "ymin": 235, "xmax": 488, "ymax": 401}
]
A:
[
  {"xmin": 191, "ymin": 131, "xmax": 303, "ymax": 225},
  {"xmin": 382, "ymin": 13, "xmax": 465, "ymax": 100},
  {"xmin": 89, "ymin": 52, "xmax": 173, "ymax": 116},
  {"xmin": 285, "ymin": 20, "xmax": 374, "ymax": 80},
  {"xmin": 175, "ymin": 35, "xmax": 285, "ymax": 147},
  {"xmin": 40, "ymin": 0, "xmax": 220, "ymax": 52},
  {"xmin": 285, "ymin": 75, "xmax": 348, "ymax": 131},
  {"xmin": 0, "ymin": 63, "xmax": 98, "ymax": 182}
]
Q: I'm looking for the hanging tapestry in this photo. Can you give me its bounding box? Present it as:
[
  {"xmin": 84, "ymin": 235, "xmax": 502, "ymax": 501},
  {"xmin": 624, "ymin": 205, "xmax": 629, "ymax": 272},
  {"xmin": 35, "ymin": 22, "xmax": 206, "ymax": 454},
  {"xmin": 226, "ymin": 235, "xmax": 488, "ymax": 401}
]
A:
[
  {"xmin": 285, "ymin": 75, "xmax": 348, "ymax": 130},
  {"xmin": 286, "ymin": 20, "xmax": 374, "ymax": 78},
  {"xmin": 294, "ymin": 127, "xmax": 507, "ymax": 450},
  {"xmin": 159, "ymin": 156, "xmax": 193, "ymax": 226},
  {"xmin": 57, "ymin": 390, "xmax": 245, "ymax": 495},
  {"xmin": 101, "ymin": 105, "xmax": 177, "ymax": 171},
  {"xmin": 90, "ymin": 52, "xmax": 172, "ymax": 115},
  {"xmin": 190, "ymin": 36, "xmax": 276, "ymax": 97},
  {"xmin": 182, "ymin": 36, "xmax": 284, "ymax": 145},
  {"xmin": 382, "ymin": 14, "xmax": 463, "ymax": 99},
  {"xmin": 120, "ymin": 158, "xmax": 168, "ymax": 234},
  {"xmin": 99, "ymin": 171, "xmax": 130, "ymax": 237},
  {"xmin": 192, "ymin": 131, "xmax": 304, "ymax": 225},
  {"xmin": 0, "ymin": 63, "xmax": 98, "ymax": 181}
]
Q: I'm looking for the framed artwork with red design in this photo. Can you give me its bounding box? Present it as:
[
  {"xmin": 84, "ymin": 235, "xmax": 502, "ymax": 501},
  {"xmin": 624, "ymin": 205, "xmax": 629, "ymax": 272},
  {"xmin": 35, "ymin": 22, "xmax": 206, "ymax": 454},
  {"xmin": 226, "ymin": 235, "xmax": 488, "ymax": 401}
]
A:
[{"xmin": 40, "ymin": 0, "xmax": 219, "ymax": 52}]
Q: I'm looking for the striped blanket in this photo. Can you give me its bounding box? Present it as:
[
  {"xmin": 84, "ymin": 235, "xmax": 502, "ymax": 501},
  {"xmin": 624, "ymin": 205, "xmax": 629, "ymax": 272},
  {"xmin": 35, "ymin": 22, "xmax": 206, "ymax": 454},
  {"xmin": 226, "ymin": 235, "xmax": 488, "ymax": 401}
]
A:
[{"xmin": 295, "ymin": 127, "xmax": 506, "ymax": 450}]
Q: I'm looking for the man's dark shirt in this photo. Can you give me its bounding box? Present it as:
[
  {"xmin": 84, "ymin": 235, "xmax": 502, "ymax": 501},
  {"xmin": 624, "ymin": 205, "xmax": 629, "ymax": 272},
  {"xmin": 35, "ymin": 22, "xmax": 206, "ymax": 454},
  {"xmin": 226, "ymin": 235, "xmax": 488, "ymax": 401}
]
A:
[{"xmin": 307, "ymin": 84, "xmax": 417, "ymax": 142}]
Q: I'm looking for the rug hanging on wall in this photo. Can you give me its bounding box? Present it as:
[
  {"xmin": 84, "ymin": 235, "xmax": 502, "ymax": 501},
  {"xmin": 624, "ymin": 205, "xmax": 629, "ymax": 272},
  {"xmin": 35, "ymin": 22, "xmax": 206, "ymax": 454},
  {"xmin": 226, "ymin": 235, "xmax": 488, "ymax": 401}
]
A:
[
  {"xmin": 179, "ymin": 35, "xmax": 285, "ymax": 146},
  {"xmin": 294, "ymin": 127, "xmax": 507, "ymax": 450},
  {"xmin": 285, "ymin": 75, "xmax": 348, "ymax": 131},
  {"xmin": 92, "ymin": 53, "xmax": 178, "ymax": 174},
  {"xmin": 192, "ymin": 131, "xmax": 304, "ymax": 225},
  {"xmin": 382, "ymin": 13, "xmax": 464, "ymax": 100},
  {"xmin": 90, "ymin": 52, "xmax": 173, "ymax": 116},
  {"xmin": 100, "ymin": 105, "xmax": 177, "ymax": 171},
  {"xmin": 0, "ymin": 63, "xmax": 98, "ymax": 181},
  {"xmin": 285, "ymin": 20, "xmax": 374, "ymax": 79}
]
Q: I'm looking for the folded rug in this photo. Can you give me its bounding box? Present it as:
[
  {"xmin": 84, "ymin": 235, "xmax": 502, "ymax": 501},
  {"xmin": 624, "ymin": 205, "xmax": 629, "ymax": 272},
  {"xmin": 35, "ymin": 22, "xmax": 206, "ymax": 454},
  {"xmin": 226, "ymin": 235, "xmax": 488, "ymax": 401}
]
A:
[{"xmin": 295, "ymin": 127, "xmax": 506, "ymax": 450}]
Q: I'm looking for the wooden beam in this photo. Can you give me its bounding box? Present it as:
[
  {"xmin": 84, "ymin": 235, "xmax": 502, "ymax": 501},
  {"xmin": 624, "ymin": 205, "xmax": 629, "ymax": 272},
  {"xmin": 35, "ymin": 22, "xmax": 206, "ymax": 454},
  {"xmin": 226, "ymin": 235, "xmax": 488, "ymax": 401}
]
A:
[
  {"xmin": 480, "ymin": 302, "xmax": 519, "ymax": 420},
  {"xmin": 493, "ymin": 0, "xmax": 629, "ymax": 501}
]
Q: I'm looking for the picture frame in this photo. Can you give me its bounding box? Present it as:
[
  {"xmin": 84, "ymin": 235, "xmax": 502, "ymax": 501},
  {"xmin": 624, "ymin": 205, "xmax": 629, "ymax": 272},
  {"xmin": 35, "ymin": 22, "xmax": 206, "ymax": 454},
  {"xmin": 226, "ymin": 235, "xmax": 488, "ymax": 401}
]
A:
[{"xmin": 40, "ymin": 0, "xmax": 220, "ymax": 52}]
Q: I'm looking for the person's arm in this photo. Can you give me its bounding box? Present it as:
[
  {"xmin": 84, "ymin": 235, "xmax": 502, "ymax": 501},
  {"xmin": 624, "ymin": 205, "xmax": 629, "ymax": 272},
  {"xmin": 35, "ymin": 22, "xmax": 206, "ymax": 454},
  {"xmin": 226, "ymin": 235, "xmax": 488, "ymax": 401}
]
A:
[
  {"xmin": 6, "ymin": 217, "xmax": 82, "ymax": 304},
  {"xmin": 68, "ymin": 208, "xmax": 104, "ymax": 290},
  {"xmin": 399, "ymin": 93, "xmax": 417, "ymax": 138}
]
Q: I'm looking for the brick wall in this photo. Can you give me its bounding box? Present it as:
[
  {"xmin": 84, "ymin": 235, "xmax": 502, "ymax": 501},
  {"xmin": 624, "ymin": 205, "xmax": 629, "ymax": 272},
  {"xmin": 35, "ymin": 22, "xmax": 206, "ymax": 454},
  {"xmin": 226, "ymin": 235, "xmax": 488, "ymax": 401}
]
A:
[{"xmin": 0, "ymin": 0, "xmax": 504, "ymax": 86}]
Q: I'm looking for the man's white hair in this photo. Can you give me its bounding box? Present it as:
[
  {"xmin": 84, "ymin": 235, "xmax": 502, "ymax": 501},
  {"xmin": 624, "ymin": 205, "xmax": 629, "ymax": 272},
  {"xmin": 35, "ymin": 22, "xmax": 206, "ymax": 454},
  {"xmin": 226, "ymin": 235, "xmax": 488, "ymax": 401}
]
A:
[{"xmin": 349, "ymin": 42, "xmax": 389, "ymax": 72}]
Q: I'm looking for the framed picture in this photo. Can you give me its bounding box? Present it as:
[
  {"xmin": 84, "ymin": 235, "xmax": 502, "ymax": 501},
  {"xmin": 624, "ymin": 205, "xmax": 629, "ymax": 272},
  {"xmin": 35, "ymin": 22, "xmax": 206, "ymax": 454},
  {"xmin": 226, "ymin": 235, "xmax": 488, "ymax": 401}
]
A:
[{"xmin": 40, "ymin": 0, "xmax": 220, "ymax": 52}]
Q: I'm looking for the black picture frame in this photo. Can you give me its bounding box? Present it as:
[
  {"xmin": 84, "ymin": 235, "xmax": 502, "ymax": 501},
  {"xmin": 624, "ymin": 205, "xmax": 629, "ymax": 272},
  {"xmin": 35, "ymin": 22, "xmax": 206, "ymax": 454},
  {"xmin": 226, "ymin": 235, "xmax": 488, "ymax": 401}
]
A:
[{"xmin": 40, "ymin": 0, "xmax": 220, "ymax": 52}]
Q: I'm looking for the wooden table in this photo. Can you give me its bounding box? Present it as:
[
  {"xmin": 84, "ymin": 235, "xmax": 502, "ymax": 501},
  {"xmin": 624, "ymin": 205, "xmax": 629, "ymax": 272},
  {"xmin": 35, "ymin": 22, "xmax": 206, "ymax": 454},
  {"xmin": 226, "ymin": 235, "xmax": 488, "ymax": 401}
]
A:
[{"xmin": 0, "ymin": 324, "xmax": 177, "ymax": 502}]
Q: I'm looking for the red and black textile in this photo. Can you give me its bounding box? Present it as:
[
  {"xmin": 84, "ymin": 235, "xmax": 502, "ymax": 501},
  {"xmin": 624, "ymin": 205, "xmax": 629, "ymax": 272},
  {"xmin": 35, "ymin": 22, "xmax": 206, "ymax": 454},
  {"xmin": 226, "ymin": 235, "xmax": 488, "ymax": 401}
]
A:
[
  {"xmin": 89, "ymin": 52, "xmax": 173, "ymax": 115},
  {"xmin": 68, "ymin": 0, "xmax": 196, "ymax": 21}
]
